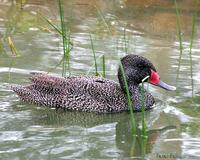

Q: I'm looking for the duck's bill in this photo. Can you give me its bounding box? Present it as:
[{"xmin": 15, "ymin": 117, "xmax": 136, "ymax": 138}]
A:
[{"xmin": 155, "ymin": 80, "xmax": 176, "ymax": 91}]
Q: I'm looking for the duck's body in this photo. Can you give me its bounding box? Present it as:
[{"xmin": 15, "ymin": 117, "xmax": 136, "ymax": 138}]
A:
[
  {"xmin": 12, "ymin": 74, "xmax": 154, "ymax": 113},
  {"xmin": 12, "ymin": 54, "xmax": 175, "ymax": 113}
]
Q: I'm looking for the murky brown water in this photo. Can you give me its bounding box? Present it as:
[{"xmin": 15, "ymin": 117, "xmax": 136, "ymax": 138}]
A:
[{"xmin": 0, "ymin": 0, "xmax": 200, "ymax": 159}]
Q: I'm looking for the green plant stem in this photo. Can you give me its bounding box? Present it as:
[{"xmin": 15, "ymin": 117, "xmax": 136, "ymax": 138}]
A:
[
  {"xmin": 119, "ymin": 62, "xmax": 136, "ymax": 135},
  {"xmin": 38, "ymin": 12, "xmax": 73, "ymax": 47},
  {"xmin": 95, "ymin": 5, "xmax": 112, "ymax": 34},
  {"xmin": 102, "ymin": 55, "xmax": 106, "ymax": 78},
  {"xmin": 141, "ymin": 135, "xmax": 148, "ymax": 159},
  {"xmin": 86, "ymin": 55, "xmax": 103, "ymax": 76},
  {"xmin": 47, "ymin": 57, "xmax": 64, "ymax": 74},
  {"xmin": 141, "ymin": 76, "xmax": 149, "ymax": 136},
  {"xmin": 123, "ymin": 26, "xmax": 128, "ymax": 54},
  {"xmin": 38, "ymin": 13, "xmax": 62, "ymax": 35},
  {"xmin": 189, "ymin": 12, "xmax": 196, "ymax": 97},
  {"xmin": 175, "ymin": 0, "xmax": 183, "ymax": 83},
  {"xmin": 0, "ymin": 39, "xmax": 6, "ymax": 55},
  {"xmin": 90, "ymin": 35, "xmax": 98, "ymax": 76},
  {"xmin": 8, "ymin": 36, "xmax": 20, "ymax": 57},
  {"xmin": 58, "ymin": 0, "xmax": 71, "ymax": 76}
]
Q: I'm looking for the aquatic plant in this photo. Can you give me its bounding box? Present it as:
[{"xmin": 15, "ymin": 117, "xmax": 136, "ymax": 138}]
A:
[
  {"xmin": 188, "ymin": 12, "xmax": 196, "ymax": 96},
  {"xmin": 58, "ymin": 0, "xmax": 72, "ymax": 76},
  {"xmin": 175, "ymin": 0, "xmax": 197, "ymax": 96},
  {"xmin": 86, "ymin": 54, "xmax": 104, "ymax": 76},
  {"xmin": 123, "ymin": 26, "xmax": 129, "ymax": 54},
  {"xmin": 90, "ymin": 35, "xmax": 99, "ymax": 76},
  {"xmin": 39, "ymin": 13, "xmax": 62, "ymax": 35},
  {"xmin": 141, "ymin": 76, "xmax": 149, "ymax": 136},
  {"xmin": 0, "ymin": 39, "xmax": 6, "ymax": 55},
  {"xmin": 130, "ymin": 132, "xmax": 148, "ymax": 158},
  {"xmin": 47, "ymin": 58, "xmax": 64, "ymax": 74},
  {"xmin": 175, "ymin": 0, "xmax": 183, "ymax": 83},
  {"xmin": 7, "ymin": 36, "xmax": 20, "ymax": 57},
  {"xmin": 119, "ymin": 62, "xmax": 137, "ymax": 135},
  {"xmin": 89, "ymin": 35, "xmax": 106, "ymax": 78},
  {"xmin": 38, "ymin": 0, "xmax": 73, "ymax": 76},
  {"xmin": 95, "ymin": 5, "xmax": 112, "ymax": 35},
  {"xmin": 102, "ymin": 54, "xmax": 106, "ymax": 78}
]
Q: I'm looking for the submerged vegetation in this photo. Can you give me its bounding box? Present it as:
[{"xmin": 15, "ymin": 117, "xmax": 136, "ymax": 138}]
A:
[{"xmin": 175, "ymin": 0, "xmax": 197, "ymax": 96}]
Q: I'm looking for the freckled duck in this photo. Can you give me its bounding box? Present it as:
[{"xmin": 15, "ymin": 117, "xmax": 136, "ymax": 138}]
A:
[{"xmin": 12, "ymin": 54, "xmax": 176, "ymax": 113}]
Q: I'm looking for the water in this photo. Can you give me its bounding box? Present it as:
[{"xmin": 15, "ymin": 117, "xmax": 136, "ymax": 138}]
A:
[{"xmin": 0, "ymin": 0, "xmax": 200, "ymax": 159}]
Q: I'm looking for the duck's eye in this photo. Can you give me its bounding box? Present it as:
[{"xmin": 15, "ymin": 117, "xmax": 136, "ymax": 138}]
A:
[{"xmin": 138, "ymin": 64, "xmax": 144, "ymax": 68}]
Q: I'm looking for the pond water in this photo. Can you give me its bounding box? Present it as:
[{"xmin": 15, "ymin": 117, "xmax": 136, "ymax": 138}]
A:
[{"xmin": 0, "ymin": 0, "xmax": 200, "ymax": 159}]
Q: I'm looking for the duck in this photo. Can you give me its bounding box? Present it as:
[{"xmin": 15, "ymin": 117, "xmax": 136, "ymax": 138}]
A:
[{"xmin": 12, "ymin": 54, "xmax": 176, "ymax": 113}]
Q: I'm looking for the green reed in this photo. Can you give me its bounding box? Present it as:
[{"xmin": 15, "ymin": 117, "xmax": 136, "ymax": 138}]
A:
[
  {"xmin": 129, "ymin": 131, "xmax": 148, "ymax": 158},
  {"xmin": 39, "ymin": 1, "xmax": 73, "ymax": 76},
  {"xmin": 175, "ymin": 0, "xmax": 183, "ymax": 83},
  {"xmin": 102, "ymin": 55, "xmax": 106, "ymax": 78},
  {"xmin": 119, "ymin": 62, "xmax": 136, "ymax": 135},
  {"xmin": 86, "ymin": 54, "xmax": 105, "ymax": 76},
  {"xmin": 90, "ymin": 35, "xmax": 99, "ymax": 76},
  {"xmin": 38, "ymin": 14, "xmax": 73, "ymax": 74},
  {"xmin": 47, "ymin": 57, "xmax": 64, "ymax": 74},
  {"xmin": 189, "ymin": 12, "xmax": 196, "ymax": 96},
  {"xmin": 39, "ymin": 13, "xmax": 62, "ymax": 35},
  {"xmin": 0, "ymin": 39, "xmax": 6, "ymax": 55},
  {"xmin": 95, "ymin": 5, "xmax": 112, "ymax": 35},
  {"xmin": 123, "ymin": 26, "xmax": 129, "ymax": 54},
  {"xmin": 58, "ymin": 0, "xmax": 71, "ymax": 76},
  {"xmin": 141, "ymin": 76, "xmax": 149, "ymax": 136},
  {"xmin": 141, "ymin": 133, "xmax": 148, "ymax": 159},
  {"xmin": 7, "ymin": 36, "xmax": 20, "ymax": 57}
]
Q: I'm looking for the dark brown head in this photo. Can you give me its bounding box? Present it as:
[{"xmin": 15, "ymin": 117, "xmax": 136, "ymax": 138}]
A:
[{"xmin": 118, "ymin": 54, "xmax": 176, "ymax": 92}]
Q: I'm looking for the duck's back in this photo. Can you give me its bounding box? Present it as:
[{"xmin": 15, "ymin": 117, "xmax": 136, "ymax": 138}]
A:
[{"xmin": 12, "ymin": 73, "xmax": 128, "ymax": 113}]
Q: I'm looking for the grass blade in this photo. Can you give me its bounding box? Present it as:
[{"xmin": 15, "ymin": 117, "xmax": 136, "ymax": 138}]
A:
[
  {"xmin": 86, "ymin": 55, "xmax": 103, "ymax": 76},
  {"xmin": 58, "ymin": 0, "xmax": 71, "ymax": 76},
  {"xmin": 141, "ymin": 76, "xmax": 149, "ymax": 136},
  {"xmin": 38, "ymin": 12, "xmax": 73, "ymax": 47},
  {"xmin": 123, "ymin": 26, "xmax": 129, "ymax": 54},
  {"xmin": 0, "ymin": 39, "xmax": 6, "ymax": 55},
  {"xmin": 119, "ymin": 61, "xmax": 136, "ymax": 135},
  {"xmin": 175, "ymin": 0, "xmax": 183, "ymax": 83},
  {"xmin": 189, "ymin": 12, "xmax": 196, "ymax": 96},
  {"xmin": 38, "ymin": 12, "xmax": 62, "ymax": 35},
  {"xmin": 102, "ymin": 54, "xmax": 106, "ymax": 78},
  {"xmin": 8, "ymin": 36, "xmax": 20, "ymax": 57},
  {"xmin": 95, "ymin": 5, "xmax": 112, "ymax": 35},
  {"xmin": 90, "ymin": 35, "xmax": 99, "ymax": 76},
  {"xmin": 47, "ymin": 57, "xmax": 64, "ymax": 74}
]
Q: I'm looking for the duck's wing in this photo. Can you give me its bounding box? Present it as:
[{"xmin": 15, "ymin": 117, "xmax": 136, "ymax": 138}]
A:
[{"xmin": 12, "ymin": 73, "xmax": 128, "ymax": 113}]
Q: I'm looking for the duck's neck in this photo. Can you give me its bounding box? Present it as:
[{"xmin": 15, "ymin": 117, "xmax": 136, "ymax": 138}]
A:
[
  {"xmin": 128, "ymin": 84, "xmax": 141, "ymax": 99},
  {"xmin": 128, "ymin": 84, "xmax": 155, "ymax": 112}
]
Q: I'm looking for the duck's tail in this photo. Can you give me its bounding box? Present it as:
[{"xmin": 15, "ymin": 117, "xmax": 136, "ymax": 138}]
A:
[
  {"xmin": 11, "ymin": 73, "xmax": 67, "ymax": 108},
  {"xmin": 11, "ymin": 84, "xmax": 61, "ymax": 108}
]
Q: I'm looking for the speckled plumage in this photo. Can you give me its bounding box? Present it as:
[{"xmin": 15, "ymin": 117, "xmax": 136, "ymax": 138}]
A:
[{"xmin": 12, "ymin": 54, "xmax": 156, "ymax": 113}]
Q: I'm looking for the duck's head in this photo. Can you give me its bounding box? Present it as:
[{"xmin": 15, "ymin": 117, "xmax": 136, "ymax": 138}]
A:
[{"xmin": 118, "ymin": 54, "xmax": 176, "ymax": 92}]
